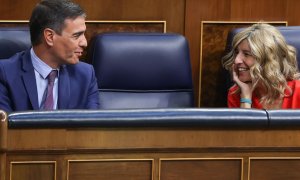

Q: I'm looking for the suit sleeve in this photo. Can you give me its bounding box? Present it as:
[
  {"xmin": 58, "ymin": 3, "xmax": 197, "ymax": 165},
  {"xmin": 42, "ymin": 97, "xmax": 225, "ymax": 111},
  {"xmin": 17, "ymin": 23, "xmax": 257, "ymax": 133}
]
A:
[
  {"xmin": 0, "ymin": 64, "xmax": 13, "ymax": 112},
  {"xmin": 85, "ymin": 65, "xmax": 100, "ymax": 109}
]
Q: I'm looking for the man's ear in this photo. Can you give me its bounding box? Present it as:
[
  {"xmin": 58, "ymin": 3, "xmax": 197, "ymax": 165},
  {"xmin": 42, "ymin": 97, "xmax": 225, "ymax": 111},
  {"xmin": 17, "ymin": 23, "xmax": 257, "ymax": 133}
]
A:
[{"xmin": 44, "ymin": 28, "xmax": 55, "ymax": 46}]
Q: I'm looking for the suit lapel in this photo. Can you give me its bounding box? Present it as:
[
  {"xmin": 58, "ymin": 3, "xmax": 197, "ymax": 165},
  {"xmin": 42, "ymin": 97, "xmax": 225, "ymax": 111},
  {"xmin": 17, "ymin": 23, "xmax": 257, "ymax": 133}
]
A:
[
  {"xmin": 21, "ymin": 50, "xmax": 39, "ymax": 110},
  {"xmin": 58, "ymin": 66, "xmax": 70, "ymax": 109}
]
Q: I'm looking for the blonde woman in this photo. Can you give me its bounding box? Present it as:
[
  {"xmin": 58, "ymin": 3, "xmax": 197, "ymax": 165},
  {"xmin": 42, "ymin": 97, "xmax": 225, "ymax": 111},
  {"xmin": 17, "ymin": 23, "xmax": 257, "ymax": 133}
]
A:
[{"xmin": 223, "ymin": 23, "xmax": 300, "ymax": 109}]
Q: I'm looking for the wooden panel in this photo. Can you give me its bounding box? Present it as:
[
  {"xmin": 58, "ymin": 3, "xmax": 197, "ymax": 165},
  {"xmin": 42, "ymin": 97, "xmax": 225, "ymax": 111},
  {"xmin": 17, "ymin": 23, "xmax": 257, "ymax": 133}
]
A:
[
  {"xmin": 199, "ymin": 21, "xmax": 287, "ymax": 107},
  {"xmin": 249, "ymin": 158, "xmax": 300, "ymax": 180},
  {"xmin": 10, "ymin": 161, "xmax": 55, "ymax": 180},
  {"xmin": 4, "ymin": 125, "xmax": 300, "ymax": 179},
  {"xmin": 230, "ymin": 0, "xmax": 287, "ymax": 20},
  {"xmin": 0, "ymin": 0, "xmax": 184, "ymax": 34},
  {"xmin": 7, "ymin": 128, "xmax": 300, "ymax": 149},
  {"xmin": 0, "ymin": 111, "xmax": 7, "ymax": 180},
  {"xmin": 0, "ymin": 110, "xmax": 7, "ymax": 150},
  {"xmin": 77, "ymin": 0, "xmax": 185, "ymax": 34},
  {"xmin": 160, "ymin": 158, "xmax": 242, "ymax": 180},
  {"xmin": 185, "ymin": 0, "xmax": 231, "ymax": 107},
  {"xmin": 7, "ymin": 129, "xmax": 66, "ymax": 150},
  {"xmin": 0, "ymin": 1, "xmax": 38, "ymax": 20},
  {"xmin": 286, "ymin": 0, "xmax": 300, "ymax": 25},
  {"xmin": 0, "ymin": 154, "xmax": 5, "ymax": 180},
  {"xmin": 68, "ymin": 159, "xmax": 152, "ymax": 180}
]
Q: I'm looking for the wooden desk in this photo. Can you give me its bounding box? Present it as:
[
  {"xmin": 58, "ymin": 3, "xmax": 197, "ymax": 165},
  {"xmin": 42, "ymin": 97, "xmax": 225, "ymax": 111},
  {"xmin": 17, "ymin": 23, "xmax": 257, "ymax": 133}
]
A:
[{"xmin": 1, "ymin": 110, "xmax": 300, "ymax": 180}]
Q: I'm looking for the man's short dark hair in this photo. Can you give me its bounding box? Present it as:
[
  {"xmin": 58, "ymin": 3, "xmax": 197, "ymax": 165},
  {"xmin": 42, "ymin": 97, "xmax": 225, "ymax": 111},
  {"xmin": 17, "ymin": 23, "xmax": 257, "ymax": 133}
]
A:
[{"xmin": 29, "ymin": 0, "xmax": 86, "ymax": 46}]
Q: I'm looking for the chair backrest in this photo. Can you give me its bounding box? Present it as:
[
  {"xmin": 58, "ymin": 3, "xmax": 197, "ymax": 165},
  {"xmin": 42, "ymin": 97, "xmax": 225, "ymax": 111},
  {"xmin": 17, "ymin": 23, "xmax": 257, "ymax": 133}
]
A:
[
  {"xmin": 89, "ymin": 33, "xmax": 194, "ymax": 109},
  {"xmin": 0, "ymin": 27, "xmax": 31, "ymax": 59},
  {"xmin": 222, "ymin": 26, "xmax": 300, "ymax": 106}
]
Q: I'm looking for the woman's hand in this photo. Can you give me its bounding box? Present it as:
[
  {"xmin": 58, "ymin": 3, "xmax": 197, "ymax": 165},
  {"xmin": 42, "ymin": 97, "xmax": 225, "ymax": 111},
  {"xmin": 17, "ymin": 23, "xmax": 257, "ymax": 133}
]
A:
[{"xmin": 232, "ymin": 64, "xmax": 253, "ymax": 108}]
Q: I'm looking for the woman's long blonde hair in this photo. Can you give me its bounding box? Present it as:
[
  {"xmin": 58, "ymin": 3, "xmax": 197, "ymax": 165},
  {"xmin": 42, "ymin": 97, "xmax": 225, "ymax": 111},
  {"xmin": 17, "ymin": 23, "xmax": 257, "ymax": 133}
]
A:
[{"xmin": 222, "ymin": 23, "xmax": 300, "ymax": 104}]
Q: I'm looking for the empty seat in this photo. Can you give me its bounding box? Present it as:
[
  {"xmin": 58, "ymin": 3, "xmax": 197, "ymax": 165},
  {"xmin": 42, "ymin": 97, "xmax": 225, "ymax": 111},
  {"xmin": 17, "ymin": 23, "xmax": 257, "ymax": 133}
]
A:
[
  {"xmin": 89, "ymin": 33, "xmax": 194, "ymax": 109},
  {"xmin": 0, "ymin": 27, "xmax": 31, "ymax": 59}
]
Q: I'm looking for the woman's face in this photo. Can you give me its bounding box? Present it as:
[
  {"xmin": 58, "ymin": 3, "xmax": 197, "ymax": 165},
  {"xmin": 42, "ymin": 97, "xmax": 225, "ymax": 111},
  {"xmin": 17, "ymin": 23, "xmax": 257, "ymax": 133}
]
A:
[{"xmin": 234, "ymin": 39, "xmax": 256, "ymax": 83}]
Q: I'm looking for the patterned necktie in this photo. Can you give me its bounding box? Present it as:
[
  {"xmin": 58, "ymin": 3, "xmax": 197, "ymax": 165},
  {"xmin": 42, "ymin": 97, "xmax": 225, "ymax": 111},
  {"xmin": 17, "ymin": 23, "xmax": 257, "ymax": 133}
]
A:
[{"xmin": 41, "ymin": 70, "xmax": 58, "ymax": 110}]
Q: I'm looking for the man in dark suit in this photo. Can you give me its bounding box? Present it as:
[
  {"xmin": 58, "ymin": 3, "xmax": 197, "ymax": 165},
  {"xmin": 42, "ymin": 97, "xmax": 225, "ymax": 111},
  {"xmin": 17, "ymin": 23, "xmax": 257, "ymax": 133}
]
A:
[{"xmin": 0, "ymin": 0, "xmax": 99, "ymax": 112}]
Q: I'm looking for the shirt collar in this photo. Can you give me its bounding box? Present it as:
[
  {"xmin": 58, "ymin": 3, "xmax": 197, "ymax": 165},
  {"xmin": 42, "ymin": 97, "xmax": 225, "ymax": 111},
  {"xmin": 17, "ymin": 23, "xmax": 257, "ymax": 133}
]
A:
[{"xmin": 30, "ymin": 48, "xmax": 59, "ymax": 79}]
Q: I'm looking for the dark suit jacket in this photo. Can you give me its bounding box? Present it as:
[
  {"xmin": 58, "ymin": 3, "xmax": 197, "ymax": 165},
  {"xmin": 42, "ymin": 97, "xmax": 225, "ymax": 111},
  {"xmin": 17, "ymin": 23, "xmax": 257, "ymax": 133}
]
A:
[{"xmin": 0, "ymin": 49, "xmax": 100, "ymax": 112}]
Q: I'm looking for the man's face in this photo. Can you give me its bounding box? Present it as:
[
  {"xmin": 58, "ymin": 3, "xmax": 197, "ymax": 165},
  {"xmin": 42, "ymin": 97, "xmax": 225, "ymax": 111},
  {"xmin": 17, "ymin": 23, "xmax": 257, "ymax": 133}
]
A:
[{"xmin": 52, "ymin": 16, "xmax": 87, "ymax": 66}]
